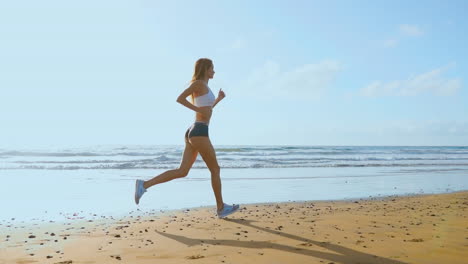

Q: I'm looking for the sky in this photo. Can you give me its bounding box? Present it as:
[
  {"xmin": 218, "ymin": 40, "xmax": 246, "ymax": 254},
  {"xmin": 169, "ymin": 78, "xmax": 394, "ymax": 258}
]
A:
[{"xmin": 1, "ymin": 0, "xmax": 467, "ymax": 148}]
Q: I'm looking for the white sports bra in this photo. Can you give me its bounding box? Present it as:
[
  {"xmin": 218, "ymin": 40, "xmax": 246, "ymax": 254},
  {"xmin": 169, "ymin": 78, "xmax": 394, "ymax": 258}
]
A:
[{"xmin": 194, "ymin": 88, "xmax": 215, "ymax": 107}]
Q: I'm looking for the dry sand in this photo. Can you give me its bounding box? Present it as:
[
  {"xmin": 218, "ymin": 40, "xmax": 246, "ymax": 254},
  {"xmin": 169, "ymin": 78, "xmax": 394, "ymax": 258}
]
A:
[{"xmin": 1, "ymin": 191, "xmax": 467, "ymax": 264}]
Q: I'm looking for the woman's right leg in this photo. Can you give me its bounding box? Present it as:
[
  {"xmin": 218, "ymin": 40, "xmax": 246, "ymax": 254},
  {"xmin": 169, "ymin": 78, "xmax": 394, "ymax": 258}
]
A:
[
  {"xmin": 189, "ymin": 136, "xmax": 224, "ymax": 211},
  {"xmin": 143, "ymin": 141, "xmax": 198, "ymax": 190}
]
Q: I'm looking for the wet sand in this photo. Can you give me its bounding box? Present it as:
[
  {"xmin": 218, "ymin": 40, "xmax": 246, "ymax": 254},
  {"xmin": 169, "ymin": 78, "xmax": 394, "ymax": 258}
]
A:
[{"xmin": 1, "ymin": 191, "xmax": 467, "ymax": 264}]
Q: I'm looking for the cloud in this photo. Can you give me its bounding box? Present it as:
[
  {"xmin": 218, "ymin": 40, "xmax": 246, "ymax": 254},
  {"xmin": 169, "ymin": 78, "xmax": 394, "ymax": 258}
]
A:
[
  {"xmin": 399, "ymin": 24, "xmax": 424, "ymax": 37},
  {"xmin": 345, "ymin": 120, "xmax": 468, "ymax": 145},
  {"xmin": 383, "ymin": 38, "xmax": 399, "ymax": 48},
  {"xmin": 383, "ymin": 24, "xmax": 423, "ymax": 48},
  {"xmin": 243, "ymin": 60, "xmax": 341, "ymax": 99},
  {"xmin": 384, "ymin": 120, "xmax": 468, "ymax": 137},
  {"xmin": 230, "ymin": 37, "xmax": 247, "ymax": 50},
  {"xmin": 360, "ymin": 64, "xmax": 462, "ymax": 97},
  {"xmin": 217, "ymin": 37, "xmax": 247, "ymax": 53}
]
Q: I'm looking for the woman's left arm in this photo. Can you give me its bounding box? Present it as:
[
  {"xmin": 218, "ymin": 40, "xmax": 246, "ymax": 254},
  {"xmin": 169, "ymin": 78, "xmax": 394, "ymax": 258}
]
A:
[{"xmin": 212, "ymin": 88, "xmax": 226, "ymax": 108}]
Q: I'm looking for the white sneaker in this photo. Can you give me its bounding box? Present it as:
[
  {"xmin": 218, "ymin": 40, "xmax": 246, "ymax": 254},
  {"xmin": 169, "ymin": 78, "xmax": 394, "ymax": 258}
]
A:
[
  {"xmin": 217, "ymin": 203, "xmax": 240, "ymax": 218},
  {"xmin": 134, "ymin": 180, "xmax": 147, "ymax": 205}
]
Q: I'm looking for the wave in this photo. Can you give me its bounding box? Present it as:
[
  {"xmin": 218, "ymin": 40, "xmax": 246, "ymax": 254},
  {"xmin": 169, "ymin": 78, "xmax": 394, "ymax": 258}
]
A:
[
  {"xmin": 2, "ymin": 146, "xmax": 468, "ymax": 158},
  {"xmin": 1, "ymin": 146, "xmax": 468, "ymax": 170},
  {"xmin": 0, "ymin": 151, "xmax": 103, "ymax": 157},
  {"xmin": 3, "ymin": 161, "xmax": 468, "ymax": 170},
  {"xmin": 0, "ymin": 151, "xmax": 175, "ymax": 158}
]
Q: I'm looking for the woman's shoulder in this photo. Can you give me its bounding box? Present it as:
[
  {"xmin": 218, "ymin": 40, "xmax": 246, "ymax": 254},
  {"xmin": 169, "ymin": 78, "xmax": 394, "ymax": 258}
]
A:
[
  {"xmin": 189, "ymin": 80, "xmax": 208, "ymax": 92},
  {"xmin": 191, "ymin": 80, "xmax": 207, "ymax": 86}
]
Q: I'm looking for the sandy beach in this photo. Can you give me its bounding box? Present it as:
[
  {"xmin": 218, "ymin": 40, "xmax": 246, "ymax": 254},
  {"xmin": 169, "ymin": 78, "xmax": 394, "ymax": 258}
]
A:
[{"xmin": 1, "ymin": 191, "xmax": 467, "ymax": 264}]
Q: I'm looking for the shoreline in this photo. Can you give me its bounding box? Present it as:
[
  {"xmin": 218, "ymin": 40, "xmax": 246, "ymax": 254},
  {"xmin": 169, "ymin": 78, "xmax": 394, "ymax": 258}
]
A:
[
  {"xmin": 2, "ymin": 189, "xmax": 466, "ymax": 226},
  {"xmin": 2, "ymin": 165, "xmax": 467, "ymax": 225},
  {"xmin": 1, "ymin": 191, "xmax": 467, "ymax": 264}
]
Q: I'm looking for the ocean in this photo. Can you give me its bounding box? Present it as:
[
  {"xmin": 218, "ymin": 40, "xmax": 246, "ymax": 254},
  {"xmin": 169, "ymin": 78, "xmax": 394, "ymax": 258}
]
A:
[
  {"xmin": 2, "ymin": 145, "xmax": 468, "ymax": 170},
  {"xmin": 1, "ymin": 145, "xmax": 467, "ymax": 222}
]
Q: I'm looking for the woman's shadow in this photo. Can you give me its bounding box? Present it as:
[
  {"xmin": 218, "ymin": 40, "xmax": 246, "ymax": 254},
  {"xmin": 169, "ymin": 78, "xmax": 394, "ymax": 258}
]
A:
[{"xmin": 155, "ymin": 218, "xmax": 409, "ymax": 264}]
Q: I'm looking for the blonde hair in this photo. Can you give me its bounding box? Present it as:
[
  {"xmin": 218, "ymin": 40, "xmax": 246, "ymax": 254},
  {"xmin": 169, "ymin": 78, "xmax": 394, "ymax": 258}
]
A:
[
  {"xmin": 189, "ymin": 58, "xmax": 213, "ymax": 103},
  {"xmin": 191, "ymin": 58, "xmax": 213, "ymax": 83}
]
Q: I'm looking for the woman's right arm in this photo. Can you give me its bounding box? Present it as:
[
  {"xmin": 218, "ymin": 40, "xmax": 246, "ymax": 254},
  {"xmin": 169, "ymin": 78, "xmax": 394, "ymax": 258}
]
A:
[
  {"xmin": 176, "ymin": 84, "xmax": 200, "ymax": 112},
  {"xmin": 177, "ymin": 82, "xmax": 212, "ymax": 117}
]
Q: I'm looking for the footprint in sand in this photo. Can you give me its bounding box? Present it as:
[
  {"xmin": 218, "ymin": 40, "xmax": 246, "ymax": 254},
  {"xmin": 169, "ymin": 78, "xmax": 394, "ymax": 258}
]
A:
[{"xmin": 186, "ymin": 254, "xmax": 205, "ymax": 259}]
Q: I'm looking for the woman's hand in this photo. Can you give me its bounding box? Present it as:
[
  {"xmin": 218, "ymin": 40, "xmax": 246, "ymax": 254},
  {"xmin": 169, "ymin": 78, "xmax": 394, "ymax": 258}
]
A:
[
  {"xmin": 212, "ymin": 88, "xmax": 225, "ymax": 109},
  {"xmin": 218, "ymin": 88, "xmax": 226, "ymax": 100}
]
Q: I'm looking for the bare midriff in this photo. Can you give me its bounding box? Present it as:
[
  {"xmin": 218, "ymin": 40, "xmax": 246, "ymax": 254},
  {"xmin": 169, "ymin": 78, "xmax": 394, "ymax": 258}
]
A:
[{"xmin": 195, "ymin": 106, "xmax": 212, "ymax": 124}]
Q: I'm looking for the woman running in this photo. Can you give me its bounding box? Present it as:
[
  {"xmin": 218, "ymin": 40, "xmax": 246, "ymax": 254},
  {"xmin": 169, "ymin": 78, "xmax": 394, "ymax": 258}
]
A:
[{"xmin": 134, "ymin": 58, "xmax": 239, "ymax": 218}]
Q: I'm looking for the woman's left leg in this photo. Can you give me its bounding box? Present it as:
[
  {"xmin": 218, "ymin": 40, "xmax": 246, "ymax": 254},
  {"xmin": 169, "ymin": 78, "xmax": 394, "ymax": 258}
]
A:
[{"xmin": 143, "ymin": 141, "xmax": 198, "ymax": 189}]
